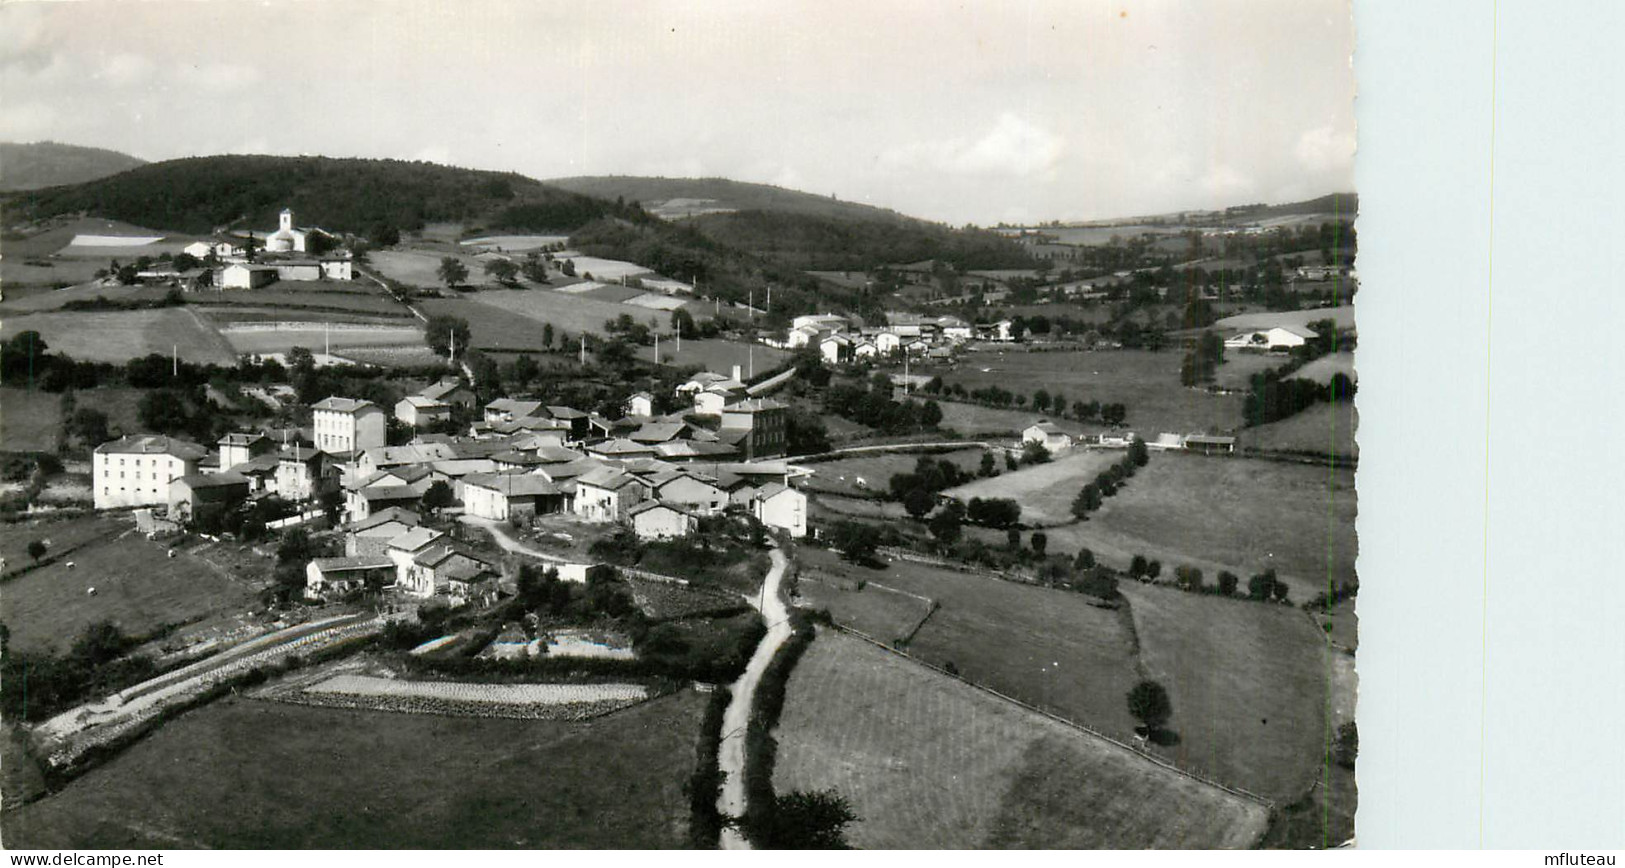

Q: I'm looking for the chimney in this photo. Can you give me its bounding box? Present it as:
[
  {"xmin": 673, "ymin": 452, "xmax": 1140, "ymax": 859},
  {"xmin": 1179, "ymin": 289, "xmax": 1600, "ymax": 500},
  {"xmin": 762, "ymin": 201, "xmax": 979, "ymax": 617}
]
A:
[{"xmin": 732, "ymin": 364, "xmax": 742, "ymax": 382}]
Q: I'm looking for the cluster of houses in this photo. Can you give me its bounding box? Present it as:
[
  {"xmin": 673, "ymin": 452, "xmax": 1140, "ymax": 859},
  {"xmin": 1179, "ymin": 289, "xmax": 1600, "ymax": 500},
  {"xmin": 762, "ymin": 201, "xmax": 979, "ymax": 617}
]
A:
[
  {"xmin": 1020, "ymin": 420, "xmax": 1236, "ymax": 455},
  {"xmin": 777, "ymin": 312, "xmax": 1015, "ymax": 366},
  {"xmin": 93, "ymin": 375, "xmax": 812, "ymax": 605},
  {"xmin": 182, "ymin": 209, "xmax": 355, "ymax": 289}
]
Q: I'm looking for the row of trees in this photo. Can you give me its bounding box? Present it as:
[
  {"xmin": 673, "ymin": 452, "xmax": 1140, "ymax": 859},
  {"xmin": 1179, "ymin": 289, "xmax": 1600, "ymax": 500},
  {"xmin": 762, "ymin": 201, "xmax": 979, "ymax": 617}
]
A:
[{"xmin": 1070, "ymin": 439, "xmax": 1149, "ymax": 519}]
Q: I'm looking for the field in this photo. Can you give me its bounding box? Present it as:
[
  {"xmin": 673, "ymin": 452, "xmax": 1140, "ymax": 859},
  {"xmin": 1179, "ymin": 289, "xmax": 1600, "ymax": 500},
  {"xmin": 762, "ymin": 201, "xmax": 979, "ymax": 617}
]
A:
[
  {"xmin": 215, "ymin": 323, "xmax": 425, "ymax": 356},
  {"xmin": 1211, "ymin": 351, "xmax": 1287, "ymax": 390},
  {"xmin": 460, "ymin": 235, "xmax": 569, "ymax": 251},
  {"xmin": 1018, "ymin": 451, "xmax": 1358, "ymax": 603},
  {"xmin": 796, "ymin": 548, "xmax": 1144, "ymax": 739},
  {"xmin": 1213, "ymin": 304, "xmax": 1356, "ymax": 332},
  {"xmin": 1120, "ymin": 583, "xmax": 1333, "ymax": 802},
  {"xmin": 0, "ymin": 527, "xmax": 266, "ymax": 655},
  {"xmin": 1293, "ymin": 351, "xmax": 1357, "ymax": 384},
  {"xmin": 771, "ymin": 628, "xmax": 1270, "ymax": 848},
  {"xmin": 933, "ymin": 400, "xmax": 1069, "ymax": 436},
  {"xmin": 945, "ymin": 348, "xmax": 1245, "ymax": 435},
  {"xmin": 2, "ymin": 691, "xmax": 706, "ymax": 848},
  {"xmin": 652, "ymin": 339, "xmax": 787, "ymax": 376},
  {"xmin": 368, "ymin": 249, "xmax": 492, "ymax": 287},
  {"xmin": 0, "ymin": 386, "xmax": 169, "ymax": 453},
  {"xmin": 1237, "ymin": 401, "xmax": 1359, "ymax": 459},
  {"xmin": 0, "ymin": 308, "xmax": 238, "ymax": 365},
  {"xmin": 801, "ymin": 448, "xmax": 985, "ymax": 497},
  {"xmin": 941, "ymin": 448, "xmax": 1120, "ymax": 524}
]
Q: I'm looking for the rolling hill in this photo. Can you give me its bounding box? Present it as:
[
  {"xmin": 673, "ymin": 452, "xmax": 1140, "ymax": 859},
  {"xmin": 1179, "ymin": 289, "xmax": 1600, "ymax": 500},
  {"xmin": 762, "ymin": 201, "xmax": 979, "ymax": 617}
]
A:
[
  {"xmin": 546, "ymin": 175, "xmax": 914, "ymax": 224},
  {"xmin": 0, "ymin": 142, "xmax": 147, "ymax": 192}
]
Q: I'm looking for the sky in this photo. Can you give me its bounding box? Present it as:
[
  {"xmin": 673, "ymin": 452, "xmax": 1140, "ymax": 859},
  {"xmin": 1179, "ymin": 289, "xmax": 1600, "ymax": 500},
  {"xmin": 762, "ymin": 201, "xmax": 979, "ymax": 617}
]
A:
[{"xmin": 0, "ymin": 0, "xmax": 1355, "ymax": 225}]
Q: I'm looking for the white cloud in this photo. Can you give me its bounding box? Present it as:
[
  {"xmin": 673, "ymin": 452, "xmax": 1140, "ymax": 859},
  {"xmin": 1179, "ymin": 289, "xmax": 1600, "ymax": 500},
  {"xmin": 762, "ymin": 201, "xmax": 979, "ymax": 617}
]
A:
[
  {"xmin": 101, "ymin": 53, "xmax": 154, "ymax": 87},
  {"xmin": 881, "ymin": 113, "xmax": 1064, "ymax": 178},
  {"xmin": 174, "ymin": 62, "xmax": 262, "ymax": 93},
  {"xmin": 1295, "ymin": 123, "xmax": 1355, "ymax": 175},
  {"xmin": 0, "ymin": 101, "xmax": 59, "ymax": 141},
  {"xmin": 1201, "ymin": 164, "xmax": 1252, "ymax": 200}
]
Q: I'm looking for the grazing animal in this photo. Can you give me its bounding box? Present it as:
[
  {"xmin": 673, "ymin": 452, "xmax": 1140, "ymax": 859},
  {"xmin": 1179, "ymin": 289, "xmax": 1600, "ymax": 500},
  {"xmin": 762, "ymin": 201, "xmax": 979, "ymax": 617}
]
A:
[
  {"xmin": 86, "ymin": 587, "xmax": 96, "ymax": 596},
  {"xmin": 66, "ymin": 561, "xmax": 76, "ymax": 569}
]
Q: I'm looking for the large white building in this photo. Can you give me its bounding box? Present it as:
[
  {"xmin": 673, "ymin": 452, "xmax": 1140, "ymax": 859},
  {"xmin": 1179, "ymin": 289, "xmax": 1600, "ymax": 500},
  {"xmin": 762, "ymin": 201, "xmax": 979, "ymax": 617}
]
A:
[
  {"xmin": 93, "ymin": 435, "xmax": 209, "ymax": 510},
  {"xmin": 312, "ymin": 396, "xmax": 387, "ymax": 454}
]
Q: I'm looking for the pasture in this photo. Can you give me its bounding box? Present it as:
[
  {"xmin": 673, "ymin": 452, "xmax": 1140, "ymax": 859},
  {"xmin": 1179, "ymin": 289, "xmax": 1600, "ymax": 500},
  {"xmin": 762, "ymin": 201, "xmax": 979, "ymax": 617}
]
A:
[
  {"xmin": 1211, "ymin": 351, "xmax": 1286, "ymax": 390},
  {"xmin": 368, "ymin": 249, "xmax": 487, "ymax": 287},
  {"xmin": 1213, "ymin": 305, "xmax": 1356, "ymax": 332},
  {"xmin": 933, "ymin": 400, "xmax": 1067, "ymax": 436},
  {"xmin": 1237, "ymin": 401, "xmax": 1359, "ymax": 459},
  {"xmin": 941, "ymin": 448, "xmax": 1120, "ymax": 525},
  {"xmin": 0, "ymin": 259, "xmax": 106, "ymax": 292},
  {"xmin": 0, "ymin": 308, "xmax": 238, "ymax": 365},
  {"xmin": 2, "ymin": 691, "xmax": 706, "ymax": 848},
  {"xmin": 1016, "ymin": 452, "xmax": 1357, "ymax": 601},
  {"xmin": 1120, "ymin": 582, "xmax": 1333, "ymax": 803},
  {"xmin": 459, "ymin": 289, "xmax": 688, "ymax": 341},
  {"xmin": 771, "ymin": 628, "xmax": 1270, "ymax": 848},
  {"xmin": 0, "ymin": 530, "xmax": 265, "ymax": 655},
  {"xmin": 216, "ymin": 323, "xmax": 425, "ymax": 357},
  {"xmin": 797, "ymin": 548, "xmax": 1145, "ymax": 740},
  {"xmin": 801, "ymin": 447, "xmax": 985, "ymax": 497},
  {"xmin": 1293, "ymin": 351, "xmax": 1357, "ymax": 384},
  {"xmin": 656, "ymin": 339, "xmax": 788, "ymax": 377},
  {"xmin": 0, "ymin": 387, "xmax": 150, "ymax": 452},
  {"xmin": 945, "ymin": 348, "xmax": 1246, "ymax": 435}
]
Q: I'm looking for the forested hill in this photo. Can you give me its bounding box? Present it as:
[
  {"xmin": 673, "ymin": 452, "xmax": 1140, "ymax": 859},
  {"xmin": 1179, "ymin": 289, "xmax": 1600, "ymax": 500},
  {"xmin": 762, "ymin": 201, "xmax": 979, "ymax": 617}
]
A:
[
  {"xmin": 686, "ymin": 209, "xmax": 1036, "ymax": 271},
  {"xmin": 547, "ymin": 175, "xmax": 913, "ymax": 223},
  {"xmin": 2, "ymin": 155, "xmax": 648, "ymax": 236},
  {"xmin": 0, "ymin": 142, "xmax": 148, "ymax": 192}
]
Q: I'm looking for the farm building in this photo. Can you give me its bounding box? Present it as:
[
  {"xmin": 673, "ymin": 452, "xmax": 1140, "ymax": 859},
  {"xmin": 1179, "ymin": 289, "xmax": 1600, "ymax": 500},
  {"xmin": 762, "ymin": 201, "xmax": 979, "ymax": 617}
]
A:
[
  {"xmin": 1184, "ymin": 434, "xmax": 1238, "ymax": 455},
  {"xmin": 167, "ymin": 472, "xmax": 250, "ymax": 525},
  {"xmin": 403, "ymin": 543, "xmax": 500, "ymax": 598},
  {"xmin": 312, "ymin": 396, "xmax": 387, "ymax": 454},
  {"xmin": 461, "ymin": 473, "xmax": 565, "ymax": 523},
  {"xmin": 420, "ymin": 379, "xmax": 477, "ymax": 411},
  {"xmin": 93, "ymin": 434, "xmax": 209, "ymax": 510},
  {"xmin": 1023, "ymin": 421, "xmax": 1073, "ymax": 453},
  {"xmin": 219, "ymin": 263, "xmax": 277, "ymax": 289},
  {"xmin": 1224, "ymin": 325, "xmax": 1318, "ymax": 351},
  {"xmin": 276, "ymin": 446, "xmax": 331, "ymax": 502},
  {"xmin": 305, "ymin": 556, "xmax": 395, "ymax": 600},
  {"xmin": 629, "ymin": 501, "xmax": 698, "ymax": 541},
  {"xmin": 347, "ymin": 484, "xmax": 421, "ymax": 521},
  {"xmin": 751, "ymin": 483, "xmax": 808, "ymax": 538},
  {"xmin": 217, "ymin": 432, "xmax": 275, "ymax": 470},
  {"xmin": 184, "ymin": 238, "xmax": 246, "ymax": 260},
  {"xmin": 484, "ymin": 398, "xmax": 545, "ymax": 424},
  {"xmin": 395, "ymin": 395, "xmax": 451, "ymax": 428},
  {"xmin": 344, "ymin": 507, "xmax": 421, "ymax": 557},
  {"xmin": 625, "ymin": 391, "xmax": 655, "ymax": 417},
  {"xmin": 648, "ymin": 470, "xmax": 729, "ymax": 514},
  {"xmin": 820, "ymin": 334, "xmax": 853, "ymax": 365},
  {"xmin": 1149, "ymin": 433, "xmax": 1187, "ymax": 452}
]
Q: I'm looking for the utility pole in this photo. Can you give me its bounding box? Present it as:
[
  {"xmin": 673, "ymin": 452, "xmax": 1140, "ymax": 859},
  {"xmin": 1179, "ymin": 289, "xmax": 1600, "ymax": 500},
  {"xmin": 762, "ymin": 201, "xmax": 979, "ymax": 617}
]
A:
[
  {"xmin": 173, "ymin": 344, "xmax": 178, "ymax": 378},
  {"xmin": 579, "ymin": 333, "xmax": 586, "ymax": 365},
  {"xmin": 653, "ymin": 333, "xmax": 659, "ymax": 365}
]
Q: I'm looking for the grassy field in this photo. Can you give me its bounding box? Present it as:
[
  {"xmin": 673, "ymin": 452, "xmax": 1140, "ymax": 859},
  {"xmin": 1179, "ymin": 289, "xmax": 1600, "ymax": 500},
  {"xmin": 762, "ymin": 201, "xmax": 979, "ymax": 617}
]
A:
[
  {"xmin": 945, "ymin": 348, "xmax": 1245, "ymax": 435},
  {"xmin": 801, "ymin": 448, "xmax": 985, "ymax": 497},
  {"xmin": 653, "ymin": 339, "xmax": 787, "ymax": 377},
  {"xmin": 0, "ymin": 513, "xmax": 130, "ymax": 577},
  {"xmin": 0, "ymin": 386, "xmax": 156, "ymax": 453},
  {"xmin": 771, "ymin": 628, "xmax": 1270, "ymax": 848},
  {"xmin": 1015, "ymin": 451, "xmax": 1356, "ymax": 601},
  {"xmin": 0, "ymin": 308, "xmax": 238, "ymax": 365},
  {"xmin": 1213, "ymin": 305, "xmax": 1356, "ymax": 332},
  {"xmin": 0, "ymin": 527, "xmax": 266, "ymax": 655},
  {"xmin": 3, "ymin": 690, "xmax": 706, "ymax": 848},
  {"xmin": 1237, "ymin": 401, "xmax": 1359, "ymax": 459},
  {"xmin": 1293, "ymin": 351, "xmax": 1357, "ymax": 384},
  {"xmin": 942, "ymin": 449, "xmax": 1120, "ymax": 525},
  {"xmin": 933, "ymin": 400, "xmax": 1069, "ymax": 436},
  {"xmin": 797, "ymin": 548, "xmax": 1145, "ymax": 739},
  {"xmin": 216, "ymin": 324, "xmax": 425, "ymax": 356},
  {"xmin": 1120, "ymin": 583, "xmax": 1332, "ymax": 803},
  {"xmin": 1212, "ymin": 351, "xmax": 1287, "ymax": 390}
]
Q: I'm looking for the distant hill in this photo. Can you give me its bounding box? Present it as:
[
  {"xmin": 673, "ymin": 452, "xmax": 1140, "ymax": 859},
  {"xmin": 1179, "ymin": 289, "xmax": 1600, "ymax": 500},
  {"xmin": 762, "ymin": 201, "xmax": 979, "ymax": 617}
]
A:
[
  {"xmin": 0, "ymin": 142, "xmax": 147, "ymax": 192},
  {"xmin": 1223, "ymin": 193, "xmax": 1358, "ymax": 221},
  {"xmin": 2, "ymin": 155, "xmax": 646, "ymax": 236},
  {"xmin": 547, "ymin": 176, "xmax": 914, "ymax": 224}
]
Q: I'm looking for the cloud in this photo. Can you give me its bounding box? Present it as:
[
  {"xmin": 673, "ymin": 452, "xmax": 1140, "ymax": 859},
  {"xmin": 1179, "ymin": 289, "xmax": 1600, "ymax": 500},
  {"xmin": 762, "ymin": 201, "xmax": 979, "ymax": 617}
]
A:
[
  {"xmin": 1201, "ymin": 164, "xmax": 1253, "ymax": 200},
  {"xmin": 174, "ymin": 62, "xmax": 262, "ymax": 93},
  {"xmin": 1295, "ymin": 123, "xmax": 1355, "ymax": 174},
  {"xmin": 100, "ymin": 53, "xmax": 155, "ymax": 87},
  {"xmin": 0, "ymin": 101, "xmax": 59, "ymax": 141},
  {"xmin": 881, "ymin": 113, "xmax": 1065, "ymax": 178}
]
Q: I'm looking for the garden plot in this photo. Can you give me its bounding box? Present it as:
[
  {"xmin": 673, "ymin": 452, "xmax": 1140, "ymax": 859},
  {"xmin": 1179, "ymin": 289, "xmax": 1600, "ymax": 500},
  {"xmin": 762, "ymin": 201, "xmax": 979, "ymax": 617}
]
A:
[{"xmin": 288, "ymin": 675, "xmax": 649, "ymax": 720}]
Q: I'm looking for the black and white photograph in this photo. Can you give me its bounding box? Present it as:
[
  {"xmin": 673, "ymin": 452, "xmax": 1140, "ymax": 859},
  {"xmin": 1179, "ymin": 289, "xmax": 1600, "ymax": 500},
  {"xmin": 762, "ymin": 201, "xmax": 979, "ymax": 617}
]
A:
[{"xmin": 0, "ymin": 0, "xmax": 1368, "ymax": 851}]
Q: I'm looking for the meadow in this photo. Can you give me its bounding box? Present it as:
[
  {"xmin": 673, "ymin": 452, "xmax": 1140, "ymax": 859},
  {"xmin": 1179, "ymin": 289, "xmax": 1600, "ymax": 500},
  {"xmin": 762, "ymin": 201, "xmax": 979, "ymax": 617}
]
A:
[
  {"xmin": 2, "ymin": 691, "xmax": 706, "ymax": 848},
  {"xmin": 945, "ymin": 348, "xmax": 1246, "ymax": 435},
  {"xmin": 1237, "ymin": 401, "xmax": 1359, "ymax": 459},
  {"xmin": 1212, "ymin": 304, "xmax": 1356, "ymax": 332},
  {"xmin": 216, "ymin": 323, "xmax": 425, "ymax": 356},
  {"xmin": 0, "ymin": 529, "xmax": 265, "ymax": 655},
  {"xmin": 800, "ymin": 447, "xmax": 986, "ymax": 497},
  {"xmin": 0, "ymin": 308, "xmax": 238, "ymax": 365},
  {"xmin": 941, "ymin": 448, "xmax": 1120, "ymax": 525},
  {"xmin": 771, "ymin": 628, "xmax": 1270, "ymax": 848},
  {"xmin": 1293, "ymin": 351, "xmax": 1357, "ymax": 384},
  {"xmin": 0, "ymin": 386, "xmax": 183, "ymax": 453}
]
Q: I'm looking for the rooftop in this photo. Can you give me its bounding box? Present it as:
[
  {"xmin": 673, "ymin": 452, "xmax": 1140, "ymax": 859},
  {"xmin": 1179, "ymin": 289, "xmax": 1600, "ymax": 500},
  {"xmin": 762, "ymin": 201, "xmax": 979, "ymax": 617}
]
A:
[
  {"xmin": 96, "ymin": 434, "xmax": 209, "ymax": 461},
  {"xmin": 312, "ymin": 396, "xmax": 378, "ymax": 414}
]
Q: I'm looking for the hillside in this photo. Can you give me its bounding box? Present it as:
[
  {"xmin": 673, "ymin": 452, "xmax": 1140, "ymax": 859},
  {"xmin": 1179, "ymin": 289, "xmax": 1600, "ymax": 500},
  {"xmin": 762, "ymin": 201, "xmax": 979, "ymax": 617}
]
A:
[
  {"xmin": 2, "ymin": 155, "xmax": 648, "ymax": 237},
  {"xmin": 547, "ymin": 175, "xmax": 912, "ymax": 224},
  {"xmin": 0, "ymin": 142, "xmax": 147, "ymax": 192},
  {"xmin": 1223, "ymin": 192, "xmax": 1358, "ymax": 221}
]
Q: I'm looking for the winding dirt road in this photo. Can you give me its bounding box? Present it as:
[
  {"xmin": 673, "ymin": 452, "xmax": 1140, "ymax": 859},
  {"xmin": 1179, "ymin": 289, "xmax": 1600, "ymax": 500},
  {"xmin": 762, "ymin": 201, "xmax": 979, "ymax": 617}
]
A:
[{"xmin": 717, "ymin": 546, "xmax": 790, "ymax": 850}]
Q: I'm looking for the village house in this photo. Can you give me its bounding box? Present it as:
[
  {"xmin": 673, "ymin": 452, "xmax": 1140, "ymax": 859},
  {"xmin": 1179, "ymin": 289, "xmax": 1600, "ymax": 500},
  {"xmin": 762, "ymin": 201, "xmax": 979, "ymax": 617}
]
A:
[
  {"xmin": 483, "ymin": 398, "xmax": 545, "ymax": 424},
  {"xmin": 217, "ymin": 432, "xmax": 275, "ymax": 471},
  {"xmin": 461, "ymin": 473, "xmax": 565, "ymax": 523},
  {"xmin": 402, "ymin": 543, "xmax": 500, "ymax": 598},
  {"xmin": 353, "ymin": 443, "xmax": 459, "ymax": 480},
  {"xmin": 1023, "ymin": 421, "xmax": 1073, "ymax": 453},
  {"xmin": 167, "ymin": 472, "xmax": 250, "ymax": 525},
  {"xmin": 625, "ymin": 391, "xmax": 655, "ymax": 417},
  {"xmin": 94, "ymin": 435, "xmax": 209, "ymax": 510},
  {"xmin": 647, "ymin": 470, "xmax": 729, "ymax": 515},
  {"xmin": 720, "ymin": 398, "xmax": 788, "ymax": 460},
  {"xmin": 312, "ymin": 396, "xmax": 387, "ymax": 454},
  {"xmin": 183, "ymin": 238, "xmax": 246, "ymax": 260},
  {"xmin": 344, "ymin": 507, "xmax": 421, "ymax": 557},
  {"xmin": 628, "ymin": 501, "xmax": 698, "ymax": 541},
  {"xmin": 573, "ymin": 466, "xmax": 647, "ymax": 523},
  {"xmin": 395, "ymin": 395, "xmax": 451, "ymax": 428},
  {"xmin": 305, "ymin": 555, "xmax": 394, "ymax": 600},
  {"xmin": 419, "ymin": 379, "xmax": 477, "ymax": 412},
  {"xmin": 819, "ymin": 333, "xmax": 853, "ymax": 365},
  {"xmin": 275, "ymin": 446, "xmax": 331, "ymax": 502},
  {"xmin": 751, "ymin": 483, "xmax": 808, "ymax": 538},
  {"xmin": 384, "ymin": 526, "xmax": 446, "ymax": 586},
  {"xmin": 219, "ymin": 263, "xmax": 277, "ymax": 289}
]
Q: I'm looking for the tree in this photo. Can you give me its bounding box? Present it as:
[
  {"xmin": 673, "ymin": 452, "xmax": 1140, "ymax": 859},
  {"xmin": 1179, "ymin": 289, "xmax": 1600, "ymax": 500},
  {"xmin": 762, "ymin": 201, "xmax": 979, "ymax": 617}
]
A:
[
  {"xmin": 1126, "ymin": 679, "xmax": 1173, "ymax": 735},
  {"xmin": 561, "ymin": 258, "xmax": 577, "ymax": 277},
  {"xmin": 1101, "ymin": 403, "xmax": 1127, "ymax": 426},
  {"xmin": 760, "ymin": 789, "xmax": 857, "ymax": 849},
  {"xmin": 1146, "ymin": 560, "xmax": 1162, "ymax": 580},
  {"xmin": 1032, "ymin": 388, "xmax": 1051, "ymax": 413},
  {"xmin": 901, "ymin": 487, "xmax": 936, "ymax": 519},
  {"xmin": 437, "ymin": 257, "xmax": 469, "ymax": 289},
  {"xmin": 1217, "ymin": 570, "xmax": 1240, "ymax": 596},
  {"xmin": 1129, "ymin": 554, "xmax": 1148, "ymax": 579},
  {"xmin": 1128, "ymin": 436, "xmax": 1149, "ymax": 467},
  {"xmin": 1074, "ymin": 548, "xmax": 1095, "ymax": 570},
  {"xmin": 1248, "ymin": 568, "xmax": 1280, "ymax": 601},
  {"xmin": 67, "ymin": 408, "xmax": 109, "ymax": 447},
  {"xmin": 1334, "ymin": 721, "xmax": 1359, "ymax": 770},
  {"xmin": 484, "ymin": 258, "xmax": 520, "ymax": 286},
  {"xmin": 1030, "ymin": 531, "xmax": 1047, "ymax": 556},
  {"xmin": 1004, "ymin": 451, "xmax": 1018, "ymax": 472},
  {"xmin": 1021, "ymin": 439, "xmax": 1052, "ymax": 465},
  {"xmin": 919, "ymin": 400, "xmax": 943, "ymax": 428},
  {"xmin": 1071, "ymin": 482, "xmax": 1102, "ymax": 518},
  {"xmin": 1005, "ymin": 528, "xmax": 1021, "ymax": 550},
  {"xmin": 833, "ymin": 521, "xmax": 880, "ymax": 565},
  {"xmin": 509, "ymin": 354, "xmax": 539, "ymax": 388},
  {"xmin": 979, "ymin": 451, "xmax": 996, "ymax": 478},
  {"xmin": 420, "ymin": 481, "xmax": 452, "ymax": 515},
  {"xmin": 540, "ymin": 322, "xmax": 555, "ymax": 349},
  {"xmin": 425, "ymin": 315, "xmax": 471, "ymax": 358},
  {"xmin": 26, "ymin": 539, "xmax": 47, "ymax": 563},
  {"xmin": 927, "ymin": 508, "xmax": 962, "ymax": 546},
  {"xmin": 138, "ymin": 390, "xmax": 189, "ymax": 434}
]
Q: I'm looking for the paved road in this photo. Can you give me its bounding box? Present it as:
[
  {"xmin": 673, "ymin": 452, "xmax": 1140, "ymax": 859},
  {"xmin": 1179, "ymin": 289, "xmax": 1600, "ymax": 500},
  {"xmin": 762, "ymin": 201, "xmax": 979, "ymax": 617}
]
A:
[{"xmin": 717, "ymin": 546, "xmax": 790, "ymax": 850}]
